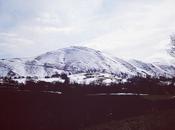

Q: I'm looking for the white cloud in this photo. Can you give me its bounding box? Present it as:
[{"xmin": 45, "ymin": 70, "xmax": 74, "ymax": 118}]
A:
[{"xmin": 0, "ymin": 0, "xmax": 175, "ymax": 61}]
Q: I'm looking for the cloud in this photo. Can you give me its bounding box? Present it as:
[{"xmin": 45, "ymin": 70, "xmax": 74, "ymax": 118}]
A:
[{"xmin": 0, "ymin": 0, "xmax": 175, "ymax": 61}]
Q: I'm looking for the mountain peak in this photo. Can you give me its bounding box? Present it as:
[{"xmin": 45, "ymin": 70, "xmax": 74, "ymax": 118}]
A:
[
  {"xmin": 0, "ymin": 46, "xmax": 175, "ymax": 84},
  {"xmin": 69, "ymin": 46, "xmax": 91, "ymax": 50},
  {"xmin": 61, "ymin": 46, "xmax": 101, "ymax": 53}
]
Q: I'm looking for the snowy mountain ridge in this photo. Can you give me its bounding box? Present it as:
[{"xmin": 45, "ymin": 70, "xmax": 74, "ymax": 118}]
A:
[{"xmin": 0, "ymin": 46, "xmax": 175, "ymax": 84}]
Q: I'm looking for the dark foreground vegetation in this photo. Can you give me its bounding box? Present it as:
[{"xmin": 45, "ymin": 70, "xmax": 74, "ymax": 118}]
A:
[
  {"xmin": 82, "ymin": 109, "xmax": 175, "ymax": 130},
  {"xmin": 1, "ymin": 76, "xmax": 175, "ymax": 95},
  {"xmin": 0, "ymin": 89, "xmax": 175, "ymax": 130},
  {"xmin": 0, "ymin": 76, "xmax": 175, "ymax": 130}
]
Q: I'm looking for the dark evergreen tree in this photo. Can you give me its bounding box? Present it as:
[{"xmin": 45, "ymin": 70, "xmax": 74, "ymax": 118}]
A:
[{"xmin": 60, "ymin": 73, "xmax": 70, "ymax": 84}]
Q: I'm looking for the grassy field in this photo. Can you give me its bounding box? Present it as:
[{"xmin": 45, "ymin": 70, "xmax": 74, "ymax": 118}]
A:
[
  {"xmin": 81, "ymin": 109, "xmax": 175, "ymax": 130},
  {"xmin": 142, "ymin": 95, "xmax": 175, "ymax": 101},
  {"xmin": 0, "ymin": 89, "xmax": 175, "ymax": 130}
]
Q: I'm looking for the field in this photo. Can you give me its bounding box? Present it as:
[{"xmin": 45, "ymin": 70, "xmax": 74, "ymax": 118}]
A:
[
  {"xmin": 82, "ymin": 109, "xmax": 175, "ymax": 130},
  {"xmin": 0, "ymin": 88, "xmax": 175, "ymax": 130}
]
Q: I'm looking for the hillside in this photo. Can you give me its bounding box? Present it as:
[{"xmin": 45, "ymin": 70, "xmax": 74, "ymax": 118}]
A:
[{"xmin": 0, "ymin": 46, "xmax": 175, "ymax": 84}]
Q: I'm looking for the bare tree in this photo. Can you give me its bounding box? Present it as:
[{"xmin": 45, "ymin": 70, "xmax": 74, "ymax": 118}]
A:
[{"xmin": 168, "ymin": 34, "xmax": 175, "ymax": 57}]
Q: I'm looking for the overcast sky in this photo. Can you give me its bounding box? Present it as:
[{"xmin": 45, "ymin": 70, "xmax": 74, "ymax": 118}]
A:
[{"xmin": 0, "ymin": 0, "xmax": 175, "ymax": 61}]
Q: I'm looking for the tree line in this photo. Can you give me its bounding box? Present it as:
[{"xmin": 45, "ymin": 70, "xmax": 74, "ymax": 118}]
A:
[{"xmin": 0, "ymin": 75, "xmax": 175, "ymax": 95}]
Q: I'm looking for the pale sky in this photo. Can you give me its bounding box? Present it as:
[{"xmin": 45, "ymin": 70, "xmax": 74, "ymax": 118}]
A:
[{"xmin": 0, "ymin": 0, "xmax": 175, "ymax": 61}]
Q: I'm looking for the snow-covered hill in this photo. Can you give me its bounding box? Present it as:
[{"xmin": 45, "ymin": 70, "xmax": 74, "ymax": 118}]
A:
[{"xmin": 0, "ymin": 46, "xmax": 175, "ymax": 84}]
